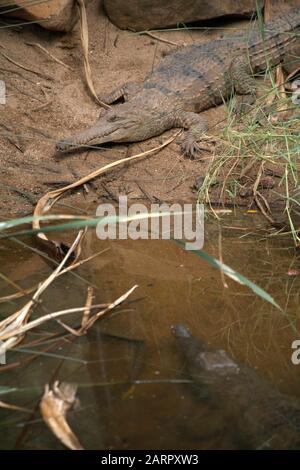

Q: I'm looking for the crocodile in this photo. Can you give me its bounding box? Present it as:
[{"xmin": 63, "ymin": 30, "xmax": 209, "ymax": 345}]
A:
[
  {"xmin": 172, "ymin": 324, "xmax": 300, "ymax": 450},
  {"xmin": 56, "ymin": 7, "xmax": 300, "ymax": 157}
]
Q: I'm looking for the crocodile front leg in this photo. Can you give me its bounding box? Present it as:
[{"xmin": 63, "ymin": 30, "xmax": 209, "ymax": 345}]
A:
[
  {"xmin": 175, "ymin": 111, "xmax": 209, "ymax": 158},
  {"xmin": 101, "ymin": 82, "xmax": 142, "ymax": 104}
]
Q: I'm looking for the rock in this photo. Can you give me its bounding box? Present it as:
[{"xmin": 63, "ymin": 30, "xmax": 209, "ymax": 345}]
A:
[
  {"xmin": 103, "ymin": 0, "xmax": 264, "ymax": 31},
  {"xmin": 0, "ymin": 0, "xmax": 78, "ymax": 32},
  {"xmin": 265, "ymin": 0, "xmax": 300, "ymax": 17}
]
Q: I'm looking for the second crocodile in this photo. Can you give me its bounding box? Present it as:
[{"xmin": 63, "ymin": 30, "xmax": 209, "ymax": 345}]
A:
[{"xmin": 172, "ymin": 324, "xmax": 300, "ymax": 450}]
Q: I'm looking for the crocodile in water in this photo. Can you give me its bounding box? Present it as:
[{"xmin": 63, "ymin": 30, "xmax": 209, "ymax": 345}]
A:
[{"xmin": 172, "ymin": 324, "xmax": 300, "ymax": 450}]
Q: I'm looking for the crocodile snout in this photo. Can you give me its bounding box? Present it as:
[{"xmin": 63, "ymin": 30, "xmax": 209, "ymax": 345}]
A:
[{"xmin": 56, "ymin": 141, "xmax": 70, "ymax": 153}]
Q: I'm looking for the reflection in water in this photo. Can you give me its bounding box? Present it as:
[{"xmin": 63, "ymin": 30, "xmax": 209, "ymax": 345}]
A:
[{"xmin": 0, "ymin": 212, "xmax": 299, "ymax": 449}]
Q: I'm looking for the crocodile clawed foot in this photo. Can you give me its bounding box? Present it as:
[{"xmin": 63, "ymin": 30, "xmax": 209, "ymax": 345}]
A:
[
  {"xmin": 181, "ymin": 136, "xmax": 216, "ymax": 159},
  {"xmin": 181, "ymin": 140, "xmax": 202, "ymax": 159}
]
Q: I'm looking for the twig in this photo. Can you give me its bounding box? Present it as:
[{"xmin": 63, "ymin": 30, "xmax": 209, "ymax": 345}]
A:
[
  {"xmin": 0, "ymin": 400, "xmax": 32, "ymax": 413},
  {"xmin": 31, "ymin": 99, "xmax": 53, "ymax": 112},
  {"xmin": 286, "ymin": 66, "xmax": 300, "ymax": 82},
  {"xmin": 1, "ymin": 304, "xmax": 108, "ymax": 340},
  {"xmin": 253, "ymin": 162, "xmax": 275, "ymax": 224},
  {"xmin": 25, "ymin": 42, "xmax": 73, "ymax": 71},
  {"xmin": 141, "ymin": 31, "xmax": 185, "ymax": 47},
  {"xmin": 81, "ymin": 286, "xmax": 93, "ymax": 328},
  {"xmin": 0, "ymin": 182, "xmax": 36, "ymax": 205},
  {"xmin": 0, "ymin": 51, "xmax": 53, "ymax": 81}
]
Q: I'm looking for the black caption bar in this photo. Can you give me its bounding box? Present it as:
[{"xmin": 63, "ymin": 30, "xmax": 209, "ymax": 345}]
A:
[{"xmin": 0, "ymin": 450, "xmax": 299, "ymax": 467}]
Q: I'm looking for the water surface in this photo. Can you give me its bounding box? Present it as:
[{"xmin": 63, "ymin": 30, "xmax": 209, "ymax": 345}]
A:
[{"xmin": 0, "ymin": 211, "xmax": 299, "ymax": 449}]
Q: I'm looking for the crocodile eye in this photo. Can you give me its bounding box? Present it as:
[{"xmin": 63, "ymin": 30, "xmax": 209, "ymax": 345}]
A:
[{"xmin": 107, "ymin": 114, "xmax": 121, "ymax": 122}]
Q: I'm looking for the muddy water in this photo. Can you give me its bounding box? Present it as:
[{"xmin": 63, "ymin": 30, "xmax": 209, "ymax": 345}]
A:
[{"xmin": 0, "ymin": 212, "xmax": 300, "ymax": 449}]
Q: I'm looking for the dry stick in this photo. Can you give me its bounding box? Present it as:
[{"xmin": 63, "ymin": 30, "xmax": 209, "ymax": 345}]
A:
[
  {"xmin": 0, "ymin": 51, "xmax": 53, "ymax": 81},
  {"xmin": 141, "ymin": 31, "xmax": 185, "ymax": 47},
  {"xmin": 81, "ymin": 286, "xmax": 93, "ymax": 328},
  {"xmin": 0, "ymin": 286, "xmax": 36, "ymax": 304},
  {"xmin": 0, "ymin": 233, "xmax": 83, "ymax": 354},
  {"xmin": 253, "ymin": 162, "xmax": 275, "ymax": 224},
  {"xmin": 57, "ymin": 286, "xmax": 95, "ymax": 336},
  {"xmin": 25, "ymin": 42, "xmax": 73, "ymax": 71},
  {"xmin": 8, "ymin": 81, "xmax": 43, "ymax": 103},
  {"xmin": 0, "ymin": 304, "xmax": 109, "ymax": 341},
  {"xmin": 79, "ymin": 285, "xmax": 138, "ymax": 333},
  {"xmin": 219, "ymin": 156, "xmax": 239, "ymax": 206},
  {"xmin": 0, "ymin": 400, "xmax": 32, "ymax": 413},
  {"xmin": 0, "ymin": 65, "xmax": 40, "ymax": 85},
  {"xmin": 31, "ymin": 98, "xmax": 53, "ymax": 112},
  {"xmin": 273, "ymin": 68, "xmax": 289, "ymax": 118},
  {"xmin": 254, "ymin": 194, "xmax": 275, "ymax": 224},
  {"xmin": 33, "ymin": 131, "xmax": 181, "ymax": 253},
  {"xmin": 76, "ymin": 0, "xmax": 110, "ymax": 109},
  {"xmin": 2, "ymin": 236, "xmax": 83, "ymax": 329},
  {"xmin": 57, "ymin": 286, "xmax": 138, "ymax": 336},
  {"xmin": 1, "ymin": 285, "xmax": 137, "ymax": 341},
  {"xmin": 253, "ymin": 162, "xmax": 264, "ymax": 197},
  {"xmin": 257, "ymin": 190, "xmax": 272, "ymax": 214},
  {"xmin": 286, "ymin": 66, "xmax": 300, "ymax": 82}
]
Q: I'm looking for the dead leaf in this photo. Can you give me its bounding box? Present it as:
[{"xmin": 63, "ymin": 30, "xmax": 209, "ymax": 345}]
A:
[
  {"xmin": 40, "ymin": 381, "xmax": 84, "ymax": 450},
  {"xmin": 77, "ymin": 0, "xmax": 110, "ymax": 109}
]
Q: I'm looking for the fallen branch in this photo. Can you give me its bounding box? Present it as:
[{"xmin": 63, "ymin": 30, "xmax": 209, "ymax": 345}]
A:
[{"xmin": 141, "ymin": 31, "xmax": 185, "ymax": 47}]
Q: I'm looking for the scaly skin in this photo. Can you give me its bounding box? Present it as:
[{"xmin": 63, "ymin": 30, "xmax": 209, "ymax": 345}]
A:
[
  {"xmin": 56, "ymin": 7, "xmax": 300, "ymax": 157},
  {"xmin": 172, "ymin": 324, "xmax": 300, "ymax": 450}
]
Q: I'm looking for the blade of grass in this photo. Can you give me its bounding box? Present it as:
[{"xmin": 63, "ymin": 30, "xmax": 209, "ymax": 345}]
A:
[{"xmin": 174, "ymin": 239, "xmax": 281, "ymax": 310}]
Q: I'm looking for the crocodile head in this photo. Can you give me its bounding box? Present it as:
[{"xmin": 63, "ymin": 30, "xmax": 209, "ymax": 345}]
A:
[
  {"xmin": 172, "ymin": 324, "xmax": 240, "ymax": 377},
  {"xmin": 56, "ymin": 97, "xmax": 172, "ymax": 153}
]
